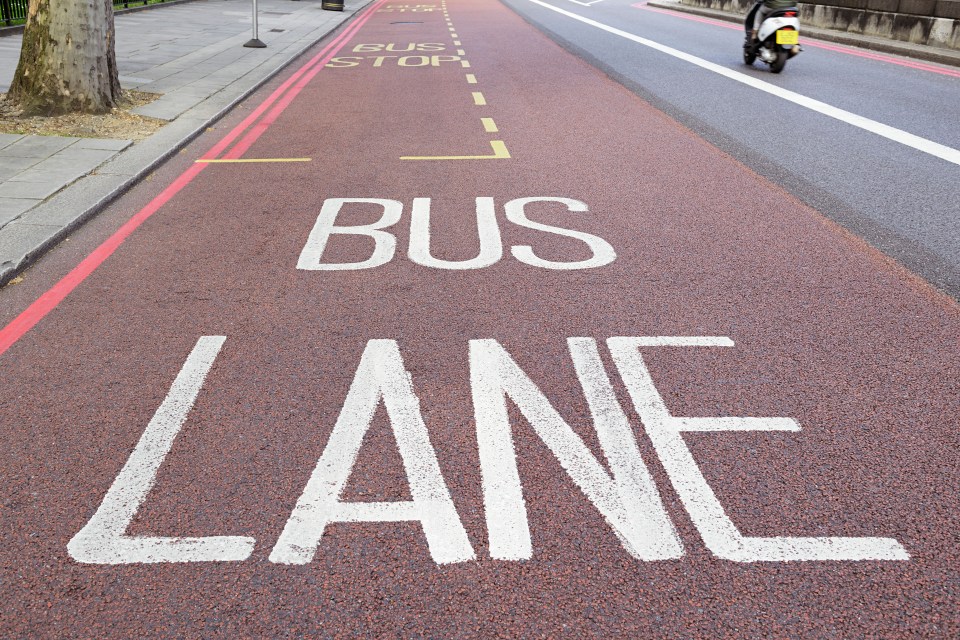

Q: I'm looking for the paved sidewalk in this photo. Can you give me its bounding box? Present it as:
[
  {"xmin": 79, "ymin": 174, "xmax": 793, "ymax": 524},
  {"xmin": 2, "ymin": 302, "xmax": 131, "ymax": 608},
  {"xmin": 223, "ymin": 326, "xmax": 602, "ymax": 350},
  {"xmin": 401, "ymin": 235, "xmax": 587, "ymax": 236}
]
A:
[{"xmin": 0, "ymin": 0, "xmax": 370, "ymax": 286}]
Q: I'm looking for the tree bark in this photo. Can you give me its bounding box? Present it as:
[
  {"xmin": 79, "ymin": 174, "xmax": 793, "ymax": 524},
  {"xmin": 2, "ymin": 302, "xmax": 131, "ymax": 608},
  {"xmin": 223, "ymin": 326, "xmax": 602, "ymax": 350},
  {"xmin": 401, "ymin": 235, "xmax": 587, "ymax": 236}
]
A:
[{"xmin": 9, "ymin": 0, "xmax": 121, "ymax": 116}]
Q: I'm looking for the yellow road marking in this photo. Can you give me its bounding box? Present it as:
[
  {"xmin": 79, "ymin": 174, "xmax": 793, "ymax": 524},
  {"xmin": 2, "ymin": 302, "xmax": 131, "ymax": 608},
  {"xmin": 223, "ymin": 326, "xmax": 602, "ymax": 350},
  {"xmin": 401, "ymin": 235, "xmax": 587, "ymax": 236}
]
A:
[
  {"xmin": 196, "ymin": 158, "xmax": 312, "ymax": 163},
  {"xmin": 461, "ymin": 60, "xmax": 470, "ymax": 68},
  {"xmin": 472, "ymin": 92, "xmax": 486, "ymax": 106},
  {"xmin": 466, "ymin": 73, "xmax": 477, "ymax": 84},
  {"xmin": 400, "ymin": 140, "xmax": 510, "ymax": 161},
  {"xmin": 457, "ymin": 49, "xmax": 465, "ymax": 55},
  {"xmin": 481, "ymin": 117, "xmax": 498, "ymax": 133}
]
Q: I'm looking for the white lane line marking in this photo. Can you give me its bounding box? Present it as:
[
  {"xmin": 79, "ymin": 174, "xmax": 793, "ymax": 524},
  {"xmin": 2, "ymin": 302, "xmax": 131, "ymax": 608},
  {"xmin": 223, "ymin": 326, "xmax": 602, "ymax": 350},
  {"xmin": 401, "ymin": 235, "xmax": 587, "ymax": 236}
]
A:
[
  {"xmin": 565, "ymin": 0, "xmax": 605, "ymax": 5},
  {"xmin": 526, "ymin": 0, "xmax": 960, "ymax": 167},
  {"xmin": 67, "ymin": 336, "xmax": 257, "ymax": 564},
  {"xmin": 471, "ymin": 338, "xmax": 683, "ymax": 561},
  {"xmin": 270, "ymin": 340, "xmax": 475, "ymax": 566},
  {"xmin": 608, "ymin": 337, "xmax": 910, "ymax": 562}
]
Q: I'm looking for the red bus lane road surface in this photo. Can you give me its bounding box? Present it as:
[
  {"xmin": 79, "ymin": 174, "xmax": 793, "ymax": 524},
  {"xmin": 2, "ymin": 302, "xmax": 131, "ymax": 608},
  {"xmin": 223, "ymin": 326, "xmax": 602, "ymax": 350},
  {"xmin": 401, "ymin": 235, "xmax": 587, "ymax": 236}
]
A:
[{"xmin": 1, "ymin": 0, "xmax": 959, "ymax": 636}]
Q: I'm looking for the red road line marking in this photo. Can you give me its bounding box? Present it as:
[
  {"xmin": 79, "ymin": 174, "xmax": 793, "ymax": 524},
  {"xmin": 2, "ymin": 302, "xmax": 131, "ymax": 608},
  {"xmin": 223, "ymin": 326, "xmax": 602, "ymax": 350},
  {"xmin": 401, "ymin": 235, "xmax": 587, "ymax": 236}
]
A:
[
  {"xmin": 634, "ymin": 2, "xmax": 960, "ymax": 78},
  {"xmin": 223, "ymin": 1, "xmax": 388, "ymax": 159},
  {"xmin": 205, "ymin": 1, "xmax": 386, "ymax": 161},
  {"xmin": 0, "ymin": 0, "xmax": 389, "ymax": 359},
  {"xmin": 0, "ymin": 163, "xmax": 202, "ymax": 357}
]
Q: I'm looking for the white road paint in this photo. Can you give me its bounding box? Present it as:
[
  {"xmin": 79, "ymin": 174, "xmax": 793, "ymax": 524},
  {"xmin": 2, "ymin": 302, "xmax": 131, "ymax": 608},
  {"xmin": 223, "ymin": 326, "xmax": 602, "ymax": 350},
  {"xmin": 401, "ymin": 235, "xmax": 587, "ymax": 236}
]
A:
[
  {"xmin": 607, "ymin": 337, "xmax": 910, "ymax": 562},
  {"xmin": 70, "ymin": 335, "xmax": 909, "ymax": 566},
  {"xmin": 408, "ymin": 197, "xmax": 503, "ymax": 269},
  {"xmin": 525, "ymin": 0, "xmax": 960, "ymax": 167},
  {"xmin": 297, "ymin": 198, "xmax": 403, "ymax": 271},
  {"xmin": 297, "ymin": 197, "xmax": 617, "ymax": 270},
  {"xmin": 470, "ymin": 338, "xmax": 683, "ymax": 561},
  {"xmin": 270, "ymin": 339, "xmax": 474, "ymax": 565},
  {"xmin": 505, "ymin": 197, "xmax": 617, "ymax": 270},
  {"xmin": 564, "ymin": 0, "xmax": 604, "ymax": 6},
  {"xmin": 67, "ymin": 336, "xmax": 256, "ymax": 564}
]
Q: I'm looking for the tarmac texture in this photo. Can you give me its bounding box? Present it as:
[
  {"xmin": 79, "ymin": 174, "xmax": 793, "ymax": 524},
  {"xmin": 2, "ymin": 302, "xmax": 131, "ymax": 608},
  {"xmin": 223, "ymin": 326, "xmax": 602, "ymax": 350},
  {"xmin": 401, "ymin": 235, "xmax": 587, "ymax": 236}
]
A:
[{"xmin": 0, "ymin": 0, "xmax": 958, "ymax": 636}]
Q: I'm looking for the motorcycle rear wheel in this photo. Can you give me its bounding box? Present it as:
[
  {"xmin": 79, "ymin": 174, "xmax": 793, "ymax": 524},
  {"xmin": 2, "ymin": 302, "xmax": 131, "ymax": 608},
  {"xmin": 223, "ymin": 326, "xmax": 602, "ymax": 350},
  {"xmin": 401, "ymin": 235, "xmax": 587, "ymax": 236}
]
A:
[{"xmin": 770, "ymin": 49, "xmax": 788, "ymax": 73}]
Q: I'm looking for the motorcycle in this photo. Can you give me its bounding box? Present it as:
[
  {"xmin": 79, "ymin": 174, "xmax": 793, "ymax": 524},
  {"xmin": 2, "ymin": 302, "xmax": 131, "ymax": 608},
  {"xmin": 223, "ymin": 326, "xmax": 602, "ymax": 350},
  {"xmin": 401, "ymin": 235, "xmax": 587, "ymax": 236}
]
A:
[{"xmin": 743, "ymin": 2, "xmax": 801, "ymax": 73}]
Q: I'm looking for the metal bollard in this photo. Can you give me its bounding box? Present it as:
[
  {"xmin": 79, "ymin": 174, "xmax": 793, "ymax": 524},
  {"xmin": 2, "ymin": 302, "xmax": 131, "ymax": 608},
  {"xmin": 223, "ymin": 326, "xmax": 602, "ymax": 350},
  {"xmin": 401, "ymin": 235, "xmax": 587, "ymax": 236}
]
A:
[{"xmin": 243, "ymin": 0, "xmax": 267, "ymax": 47}]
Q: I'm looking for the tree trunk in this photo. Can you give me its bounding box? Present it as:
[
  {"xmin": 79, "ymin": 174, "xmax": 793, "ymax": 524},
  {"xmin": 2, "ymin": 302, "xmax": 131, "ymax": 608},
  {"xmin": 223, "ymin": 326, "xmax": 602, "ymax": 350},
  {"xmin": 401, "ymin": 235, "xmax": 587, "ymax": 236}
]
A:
[{"xmin": 9, "ymin": 0, "xmax": 121, "ymax": 116}]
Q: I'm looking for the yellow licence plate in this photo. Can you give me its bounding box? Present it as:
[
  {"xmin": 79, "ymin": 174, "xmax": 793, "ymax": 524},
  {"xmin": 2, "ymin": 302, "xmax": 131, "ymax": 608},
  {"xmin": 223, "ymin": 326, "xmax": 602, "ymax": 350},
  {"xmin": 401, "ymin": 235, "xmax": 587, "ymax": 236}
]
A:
[{"xmin": 776, "ymin": 30, "xmax": 799, "ymax": 45}]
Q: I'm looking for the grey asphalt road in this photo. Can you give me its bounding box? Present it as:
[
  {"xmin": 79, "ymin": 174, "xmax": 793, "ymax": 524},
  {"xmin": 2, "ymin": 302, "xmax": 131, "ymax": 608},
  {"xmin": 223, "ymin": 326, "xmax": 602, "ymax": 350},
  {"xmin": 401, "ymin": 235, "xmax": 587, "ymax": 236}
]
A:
[{"xmin": 500, "ymin": 0, "xmax": 960, "ymax": 299}]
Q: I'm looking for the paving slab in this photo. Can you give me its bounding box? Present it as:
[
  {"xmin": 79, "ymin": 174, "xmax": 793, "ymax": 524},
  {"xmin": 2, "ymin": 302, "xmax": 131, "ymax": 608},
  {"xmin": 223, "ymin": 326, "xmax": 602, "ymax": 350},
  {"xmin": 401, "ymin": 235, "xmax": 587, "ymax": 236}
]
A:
[
  {"xmin": 0, "ymin": 179, "xmax": 73, "ymax": 200},
  {"xmin": 73, "ymin": 138, "xmax": 134, "ymax": 152},
  {"xmin": 132, "ymin": 94, "xmax": 208, "ymax": 120},
  {"xmin": 0, "ymin": 220, "xmax": 61, "ymax": 271},
  {"xmin": 0, "ymin": 198, "xmax": 39, "ymax": 226},
  {"xmin": 2, "ymin": 136, "xmax": 80, "ymax": 158},
  {"xmin": 0, "ymin": 156, "xmax": 42, "ymax": 181},
  {"xmin": 31, "ymin": 147, "xmax": 121, "ymax": 165},
  {"xmin": 0, "ymin": 144, "xmax": 127, "ymax": 202},
  {"xmin": 14, "ymin": 173, "xmax": 132, "ymax": 228},
  {"xmin": 0, "ymin": 134, "xmax": 24, "ymax": 150}
]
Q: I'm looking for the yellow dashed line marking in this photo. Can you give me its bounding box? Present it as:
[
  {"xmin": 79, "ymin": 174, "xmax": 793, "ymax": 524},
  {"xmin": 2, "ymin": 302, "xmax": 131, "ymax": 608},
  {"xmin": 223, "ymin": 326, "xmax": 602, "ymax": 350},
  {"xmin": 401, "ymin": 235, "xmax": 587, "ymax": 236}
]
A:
[
  {"xmin": 472, "ymin": 92, "xmax": 486, "ymax": 106},
  {"xmin": 400, "ymin": 140, "xmax": 510, "ymax": 161},
  {"xmin": 481, "ymin": 118, "xmax": 498, "ymax": 133},
  {"xmin": 196, "ymin": 158, "xmax": 312, "ymax": 164},
  {"xmin": 466, "ymin": 73, "xmax": 477, "ymax": 83}
]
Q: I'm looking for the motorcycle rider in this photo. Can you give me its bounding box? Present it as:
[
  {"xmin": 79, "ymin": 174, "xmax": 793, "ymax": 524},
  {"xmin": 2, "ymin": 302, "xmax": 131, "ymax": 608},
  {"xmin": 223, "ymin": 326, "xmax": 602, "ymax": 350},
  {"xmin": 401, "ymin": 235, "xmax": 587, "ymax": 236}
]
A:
[{"xmin": 750, "ymin": 0, "xmax": 796, "ymax": 43}]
